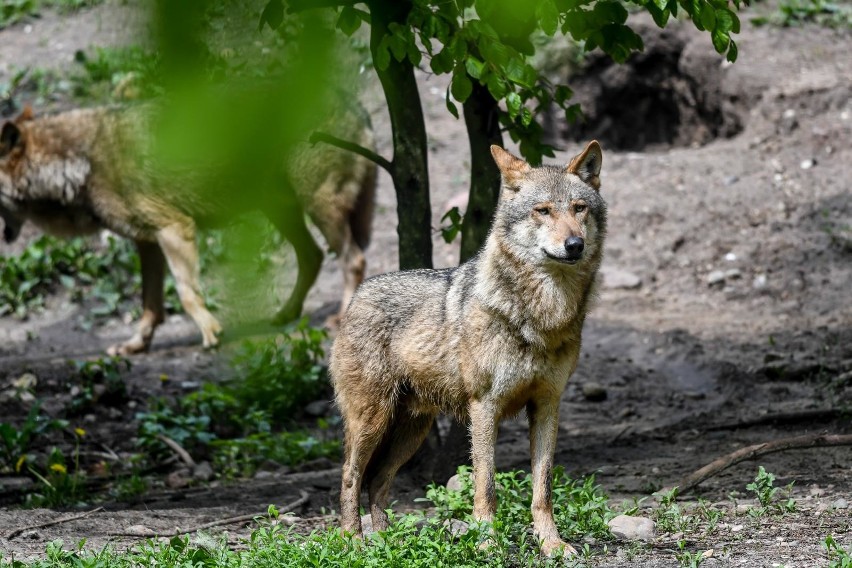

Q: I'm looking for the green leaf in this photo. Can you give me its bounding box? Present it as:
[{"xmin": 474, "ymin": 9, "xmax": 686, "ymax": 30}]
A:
[
  {"xmin": 451, "ymin": 68, "xmax": 473, "ymax": 103},
  {"xmin": 486, "ymin": 73, "xmax": 507, "ymax": 100},
  {"xmin": 711, "ymin": 27, "xmax": 729, "ymax": 53},
  {"xmin": 407, "ymin": 41, "xmax": 422, "ymax": 66},
  {"xmin": 374, "ymin": 38, "xmax": 391, "ymax": 71},
  {"xmin": 715, "ymin": 8, "xmax": 740, "ymax": 33},
  {"xmin": 726, "ymin": 38, "xmax": 738, "ymax": 62},
  {"xmin": 430, "ymin": 48, "xmax": 454, "ymax": 75},
  {"xmin": 337, "ymin": 5, "xmax": 361, "ymax": 36},
  {"xmin": 445, "ymin": 87, "xmax": 460, "ymax": 119},
  {"xmin": 700, "ymin": 2, "xmax": 716, "ymax": 30},
  {"xmin": 506, "ymin": 92, "xmax": 522, "ymax": 119},
  {"xmin": 464, "ymin": 57, "xmax": 485, "ymax": 80},
  {"xmin": 536, "ymin": 0, "xmax": 560, "ymax": 36},
  {"xmin": 562, "ymin": 10, "xmax": 588, "ymax": 39},
  {"xmin": 258, "ymin": 0, "xmax": 283, "ymax": 31},
  {"xmin": 554, "ymin": 85, "xmax": 573, "ymax": 106},
  {"xmin": 647, "ymin": 4, "xmax": 670, "ymax": 27}
]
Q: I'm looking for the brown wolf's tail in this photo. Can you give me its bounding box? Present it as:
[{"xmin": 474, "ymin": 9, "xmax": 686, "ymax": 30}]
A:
[{"xmin": 349, "ymin": 159, "xmax": 377, "ymax": 250}]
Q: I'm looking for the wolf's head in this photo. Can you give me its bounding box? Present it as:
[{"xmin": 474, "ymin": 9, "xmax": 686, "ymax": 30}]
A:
[
  {"xmin": 490, "ymin": 141, "xmax": 607, "ymax": 269},
  {"xmin": 0, "ymin": 107, "xmax": 35, "ymax": 243}
]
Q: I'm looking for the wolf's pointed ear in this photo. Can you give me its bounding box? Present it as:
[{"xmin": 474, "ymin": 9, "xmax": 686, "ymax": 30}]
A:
[
  {"xmin": 491, "ymin": 145, "xmax": 530, "ymax": 186},
  {"xmin": 0, "ymin": 122, "xmax": 23, "ymax": 158},
  {"xmin": 566, "ymin": 140, "xmax": 602, "ymax": 190}
]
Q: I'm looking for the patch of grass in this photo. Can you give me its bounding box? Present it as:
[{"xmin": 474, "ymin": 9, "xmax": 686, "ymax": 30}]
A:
[
  {"xmin": 0, "ymin": 0, "xmax": 101, "ymax": 29},
  {"xmin": 675, "ymin": 539, "xmax": 709, "ymax": 567},
  {"xmin": 746, "ymin": 466, "xmax": 796, "ymax": 516},
  {"xmin": 653, "ymin": 486, "xmax": 697, "ymax": 534},
  {"xmin": 1, "ymin": 464, "xmax": 618, "ymax": 566},
  {"xmin": 65, "ymin": 356, "xmax": 131, "ymax": 415},
  {"xmin": 71, "ymin": 45, "xmax": 163, "ymax": 102},
  {"xmin": 751, "ymin": 0, "xmax": 852, "ymax": 28}
]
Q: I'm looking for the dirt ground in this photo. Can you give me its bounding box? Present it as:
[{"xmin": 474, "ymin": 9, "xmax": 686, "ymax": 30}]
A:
[{"xmin": 0, "ymin": 1, "xmax": 850, "ymax": 566}]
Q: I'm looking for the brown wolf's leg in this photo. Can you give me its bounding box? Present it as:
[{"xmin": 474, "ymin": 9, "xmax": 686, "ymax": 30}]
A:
[
  {"xmin": 469, "ymin": 399, "xmax": 498, "ymax": 525},
  {"xmin": 366, "ymin": 412, "xmax": 435, "ymax": 532},
  {"xmin": 156, "ymin": 224, "xmax": 222, "ymax": 349},
  {"xmin": 108, "ymin": 240, "xmax": 165, "ymax": 356},
  {"xmin": 269, "ymin": 208, "xmax": 322, "ymax": 325},
  {"xmin": 339, "ymin": 404, "xmax": 392, "ymax": 537},
  {"xmin": 528, "ymin": 397, "xmax": 576, "ymax": 557}
]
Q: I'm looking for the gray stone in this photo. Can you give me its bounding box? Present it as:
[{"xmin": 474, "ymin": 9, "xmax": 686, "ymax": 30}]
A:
[
  {"xmin": 582, "ymin": 383, "xmax": 608, "ymax": 402},
  {"xmin": 360, "ymin": 513, "xmax": 374, "ymax": 535},
  {"xmin": 442, "ymin": 518, "xmax": 470, "ymax": 536},
  {"xmin": 608, "ymin": 515, "xmax": 655, "ymax": 541},
  {"xmin": 446, "ymin": 473, "xmax": 468, "ymax": 492},
  {"xmin": 833, "ymin": 498, "xmax": 849, "ymax": 510},
  {"xmin": 601, "ymin": 266, "xmax": 642, "ymax": 290},
  {"xmin": 800, "ymin": 158, "xmax": 816, "ymax": 170},
  {"xmin": 724, "ymin": 268, "xmax": 742, "ymax": 280},
  {"xmin": 193, "ymin": 461, "xmax": 214, "ymax": 481},
  {"xmin": 707, "ymin": 270, "xmax": 726, "ymax": 285}
]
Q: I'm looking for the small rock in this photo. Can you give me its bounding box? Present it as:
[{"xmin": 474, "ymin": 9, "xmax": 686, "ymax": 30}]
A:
[
  {"xmin": 123, "ymin": 524, "xmax": 156, "ymax": 537},
  {"xmin": 193, "ymin": 461, "xmax": 214, "ymax": 482},
  {"xmin": 442, "ymin": 518, "xmax": 469, "ymax": 536},
  {"xmin": 601, "ymin": 266, "xmax": 642, "ymax": 290},
  {"xmin": 607, "ymin": 515, "xmax": 655, "ymax": 541},
  {"xmin": 707, "ymin": 270, "xmax": 726, "ymax": 285},
  {"xmin": 446, "ymin": 473, "xmax": 468, "ymax": 492},
  {"xmin": 581, "ymin": 383, "xmax": 607, "ymax": 402},
  {"xmin": 166, "ymin": 468, "xmax": 191, "ymax": 489},
  {"xmin": 724, "ymin": 268, "xmax": 742, "ymax": 280},
  {"xmin": 724, "ymin": 252, "xmax": 737, "ymax": 262},
  {"xmin": 753, "ymin": 274, "xmax": 768, "ymax": 289},
  {"xmin": 832, "ymin": 498, "xmax": 848, "ymax": 510},
  {"xmin": 12, "ymin": 372, "xmax": 37, "ymax": 390},
  {"xmin": 731, "ymin": 524, "xmax": 744, "ymax": 532},
  {"xmin": 723, "ymin": 175, "xmax": 739, "ymax": 186},
  {"xmin": 360, "ymin": 513, "xmax": 374, "ymax": 535},
  {"xmin": 304, "ymin": 400, "xmax": 331, "ymax": 417},
  {"xmin": 83, "ymin": 413, "xmax": 96, "ymax": 423},
  {"xmin": 179, "ymin": 381, "xmax": 201, "ymax": 390},
  {"xmin": 800, "ymin": 159, "xmax": 816, "ymax": 170}
]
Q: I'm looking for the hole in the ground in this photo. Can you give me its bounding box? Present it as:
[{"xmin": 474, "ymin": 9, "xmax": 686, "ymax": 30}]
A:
[{"xmin": 545, "ymin": 24, "xmax": 745, "ymax": 151}]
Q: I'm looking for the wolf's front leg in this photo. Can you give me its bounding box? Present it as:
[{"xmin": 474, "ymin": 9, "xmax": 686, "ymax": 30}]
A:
[
  {"xmin": 108, "ymin": 240, "xmax": 166, "ymax": 355},
  {"xmin": 469, "ymin": 399, "xmax": 499, "ymax": 527},
  {"xmin": 528, "ymin": 396, "xmax": 576, "ymax": 557}
]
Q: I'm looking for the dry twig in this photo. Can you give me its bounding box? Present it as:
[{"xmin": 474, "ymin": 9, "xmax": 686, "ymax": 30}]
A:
[
  {"xmin": 156, "ymin": 434, "xmax": 196, "ymax": 467},
  {"xmin": 6, "ymin": 507, "xmax": 105, "ymax": 540}
]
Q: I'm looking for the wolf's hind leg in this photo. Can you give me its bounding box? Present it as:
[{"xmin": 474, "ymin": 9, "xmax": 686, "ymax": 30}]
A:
[
  {"xmin": 339, "ymin": 402, "xmax": 392, "ymax": 537},
  {"xmin": 108, "ymin": 240, "xmax": 166, "ymax": 356},
  {"xmin": 269, "ymin": 205, "xmax": 323, "ymax": 325},
  {"xmin": 157, "ymin": 224, "xmax": 222, "ymax": 349},
  {"xmin": 366, "ymin": 411, "xmax": 435, "ymax": 532}
]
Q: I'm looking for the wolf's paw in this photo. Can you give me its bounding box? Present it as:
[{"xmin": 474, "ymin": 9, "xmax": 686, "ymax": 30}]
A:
[
  {"xmin": 540, "ymin": 539, "xmax": 577, "ymax": 558},
  {"xmin": 107, "ymin": 336, "xmax": 149, "ymax": 356}
]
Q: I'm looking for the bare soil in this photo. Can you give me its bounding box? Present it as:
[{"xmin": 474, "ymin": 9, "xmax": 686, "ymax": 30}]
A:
[{"xmin": 1, "ymin": 1, "xmax": 850, "ymax": 565}]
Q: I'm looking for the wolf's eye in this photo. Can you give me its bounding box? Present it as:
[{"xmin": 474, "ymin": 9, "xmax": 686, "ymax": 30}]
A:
[
  {"xmin": 575, "ymin": 204, "xmax": 587, "ymax": 213},
  {"xmin": 534, "ymin": 206, "xmax": 551, "ymax": 215}
]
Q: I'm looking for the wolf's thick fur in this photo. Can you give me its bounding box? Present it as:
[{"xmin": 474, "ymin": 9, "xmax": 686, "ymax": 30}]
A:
[
  {"xmin": 331, "ymin": 141, "xmax": 606, "ymax": 556},
  {"xmin": 0, "ymin": 104, "xmax": 377, "ymax": 354}
]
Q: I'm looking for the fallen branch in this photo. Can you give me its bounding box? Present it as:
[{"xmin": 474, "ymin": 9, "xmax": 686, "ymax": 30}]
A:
[
  {"xmin": 674, "ymin": 433, "xmax": 852, "ymax": 495},
  {"xmin": 156, "ymin": 434, "xmax": 196, "ymax": 468},
  {"xmin": 6, "ymin": 507, "xmax": 104, "ymax": 540},
  {"xmin": 107, "ymin": 490, "xmax": 310, "ymax": 538}
]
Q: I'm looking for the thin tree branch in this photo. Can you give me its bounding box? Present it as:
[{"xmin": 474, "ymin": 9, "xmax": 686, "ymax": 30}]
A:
[
  {"xmin": 107, "ymin": 491, "xmax": 310, "ymax": 537},
  {"xmin": 156, "ymin": 434, "xmax": 196, "ymax": 468},
  {"xmin": 6, "ymin": 507, "xmax": 105, "ymax": 540},
  {"xmin": 673, "ymin": 433, "xmax": 852, "ymax": 495},
  {"xmin": 309, "ymin": 131, "xmax": 394, "ymax": 176}
]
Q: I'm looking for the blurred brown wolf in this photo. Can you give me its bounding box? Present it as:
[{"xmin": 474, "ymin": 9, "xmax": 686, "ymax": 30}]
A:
[
  {"xmin": 0, "ymin": 104, "xmax": 377, "ymax": 355},
  {"xmin": 331, "ymin": 141, "xmax": 606, "ymax": 557}
]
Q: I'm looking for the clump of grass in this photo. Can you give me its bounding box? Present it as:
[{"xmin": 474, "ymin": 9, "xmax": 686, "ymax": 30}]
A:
[
  {"xmin": 751, "ymin": 0, "xmax": 852, "ymax": 28},
  {"xmin": 746, "ymin": 466, "xmax": 796, "ymax": 516}
]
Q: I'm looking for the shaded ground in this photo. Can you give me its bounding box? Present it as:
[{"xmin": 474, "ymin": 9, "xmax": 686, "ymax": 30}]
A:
[{"xmin": 1, "ymin": 1, "xmax": 851, "ymax": 565}]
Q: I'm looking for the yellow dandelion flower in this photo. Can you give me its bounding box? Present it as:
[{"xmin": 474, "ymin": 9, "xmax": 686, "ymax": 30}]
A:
[
  {"xmin": 15, "ymin": 455, "xmax": 26, "ymax": 472},
  {"xmin": 74, "ymin": 427, "xmax": 86, "ymax": 437},
  {"xmin": 50, "ymin": 463, "xmax": 67, "ymax": 474},
  {"xmin": 159, "ymin": 374, "xmax": 169, "ymax": 382}
]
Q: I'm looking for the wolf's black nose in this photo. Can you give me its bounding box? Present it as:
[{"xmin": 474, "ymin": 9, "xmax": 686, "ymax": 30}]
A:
[{"xmin": 564, "ymin": 236, "xmax": 584, "ymax": 257}]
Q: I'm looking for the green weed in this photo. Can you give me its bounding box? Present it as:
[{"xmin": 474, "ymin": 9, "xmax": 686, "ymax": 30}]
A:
[
  {"xmin": 0, "ymin": 402, "xmax": 68, "ymax": 473},
  {"xmin": 25, "ymin": 438, "xmax": 87, "ymax": 508},
  {"xmin": 65, "ymin": 356, "xmax": 130, "ymax": 415},
  {"xmin": 746, "ymin": 466, "xmax": 796, "ymax": 516},
  {"xmin": 825, "ymin": 534, "xmax": 852, "ymax": 568},
  {"xmin": 71, "ymin": 45, "xmax": 163, "ymax": 102},
  {"xmin": 675, "ymin": 539, "xmax": 708, "ymax": 567}
]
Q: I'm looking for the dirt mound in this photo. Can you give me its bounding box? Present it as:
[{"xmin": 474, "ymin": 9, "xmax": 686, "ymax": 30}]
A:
[{"xmin": 549, "ymin": 19, "xmax": 746, "ymax": 150}]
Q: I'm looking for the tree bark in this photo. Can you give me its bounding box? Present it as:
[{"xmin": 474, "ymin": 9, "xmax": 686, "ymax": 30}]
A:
[
  {"xmin": 368, "ymin": 0, "xmax": 433, "ymax": 270},
  {"xmin": 460, "ymin": 80, "xmax": 503, "ymax": 262}
]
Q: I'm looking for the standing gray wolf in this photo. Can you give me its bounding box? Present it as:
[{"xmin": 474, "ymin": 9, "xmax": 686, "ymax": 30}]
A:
[
  {"xmin": 0, "ymin": 104, "xmax": 376, "ymax": 355},
  {"xmin": 331, "ymin": 141, "xmax": 606, "ymax": 557}
]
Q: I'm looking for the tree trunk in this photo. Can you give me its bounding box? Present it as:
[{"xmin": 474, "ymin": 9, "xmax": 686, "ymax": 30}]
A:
[
  {"xmin": 460, "ymin": 80, "xmax": 503, "ymax": 262},
  {"xmin": 368, "ymin": 0, "xmax": 433, "ymax": 270}
]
